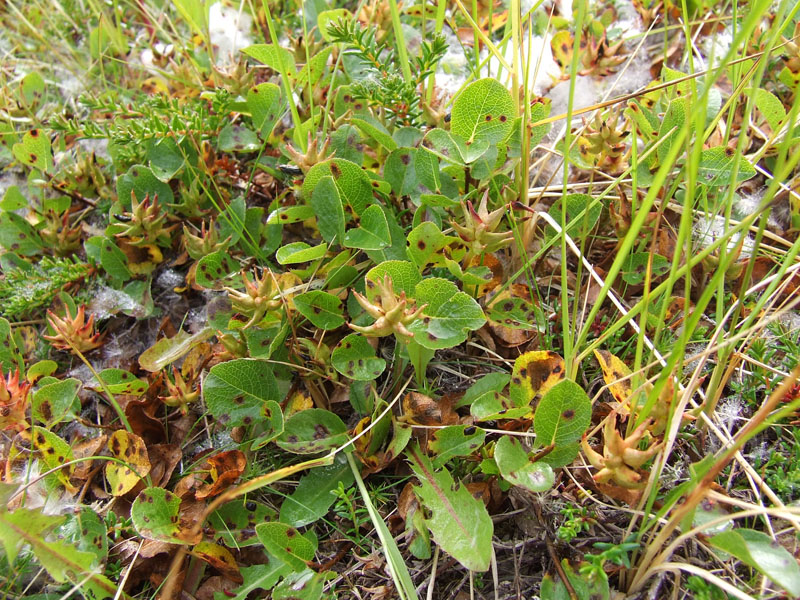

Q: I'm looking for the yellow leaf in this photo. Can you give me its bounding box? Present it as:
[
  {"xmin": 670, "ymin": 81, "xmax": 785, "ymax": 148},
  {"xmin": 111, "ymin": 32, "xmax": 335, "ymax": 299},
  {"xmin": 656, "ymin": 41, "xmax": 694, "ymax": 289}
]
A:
[
  {"xmin": 510, "ymin": 350, "xmax": 566, "ymax": 405},
  {"xmin": 106, "ymin": 431, "xmax": 151, "ymax": 496}
]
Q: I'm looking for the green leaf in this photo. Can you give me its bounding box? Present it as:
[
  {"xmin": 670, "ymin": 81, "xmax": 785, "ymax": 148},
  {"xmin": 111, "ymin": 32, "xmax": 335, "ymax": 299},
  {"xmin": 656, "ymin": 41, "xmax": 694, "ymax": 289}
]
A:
[
  {"xmin": 218, "ymin": 124, "xmax": 261, "ymax": 153},
  {"xmin": 116, "ymin": 164, "xmax": 174, "ymax": 206},
  {"xmin": 0, "ymin": 122, "xmax": 17, "ymax": 160},
  {"xmin": 657, "ymin": 98, "xmax": 687, "ymax": 165},
  {"xmin": 494, "ymin": 436, "xmax": 555, "ymax": 492},
  {"xmin": 709, "ymin": 528, "xmax": 800, "ymax": 596},
  {"xmin": 32, "ymin": 378, "xmax": 80, "ymax": 426},
  {"xmin": 751, "ymin": 88, "xmax": 786, "ymax": 131},
  {"xmin": 31, "ymin": 426, "xmax": 75, "ymax": 492},
  {"xmin": 422, "ymin": 128, "xmax": 489, "ymax": 166},
  {"xmin": 351, "ymin": 115, "xmax": 397, "ymax": 151},
  {"xmin": 1, "ymin": 185, "xmax": 27, "ymax": 211},
  {"xmin": 545, "ymin": 194, "xmax": 602, "ymax": 240},
  {"xmin": 0, "ymin": 212, "xmax": 43, "ymax": 256},
  {"xmin": 97, "ymin": 237, "xmax": 131, "ymax": 282},
  {"xmin": 247, "ymin": 83, "xmax": 284, "ymax": 137},
  {"xmin": 0, "ymin": 509, "xmax": 117, "ymax": 599},
  {"xmin": 698, "ymin": 146, "xmax": 757, "ymax": 186},
  {"xmin": 310, "ymin": 175, "xmax": 346, "ymax": 245},
  {"xmin": 451, "ymin": 78, "xmax": 515, "ymax": 144},
  {"xmin": 208, "ymin": 500, "xmax": 277, "ymax": 548},
  {"xmin": 19, "ymin": 71, "xmax": 46, "ymax": 109},
  {"xmin": 407, "ymin": 221, "xmax": 460, "ymax": 270},
  {"xmin": 331, "ymin": 334, "xmax": 386, "ymax": 381},
  {"xmin": 344, "ymin": 204, "xmax": 390, "ymax": 250},
  {"xmin": 267, "ymin": 205, "xmax": 315, "ymax": 225},
  {"xmin": 487, "ymin": 296, "xmax": 544, "ymax": 330},
  {"xmin": 272, "ymin": 570, "xmax": 325, "ymax": 600},
  {"xmin": 408, "ymin": 446, "xmax": 493, "ymax": 572},
  {"xmin": 279, "ymin": 454, "xmax": 355, "ymax": 527},
  {"xmin": 0, "ymin": 318, "xmax": 22, "ymax": 375},
  {"xmin": 318, "ymin": 8, "xmax": 352, "ymax": 41},
  {"xmin": 242, "ymin": 44, "xmax": 296, "ymax": 75},
  {"xmin": 458, "ymin": 373, "xmax": 509, "ymax": 409},
  {"xmin": 470, "ymin": 390, "xmax": 529, "ymax": 421},
  {"xmin": 93, "ymin": 368, "xmax": 147, "ymax": 396},
  {"xmin": 131, "ymin": 487, "xmax": 196, "ymax": 544},
  {"xmin": 534, "ymin": 380, "xmax": 592, "ymax": 447},
  {"xmin": 364, "ymin": 260, "xmax": 421, "ymax": 300},
  {"xmin": 430, "ymin": 425, "xmax": 486, "ymax": 469},
  {"xmin": 294, "ymin": 291, "xmax": 345, "ymax": 330},
  {"xmin": 139, "ymin": 327, "xmax": 214, "ymax": 371},
  {"xmin": 296, "ymin": 47, "xmax": 333, "ymax": 86},
  {"xmin": 329, "ymin": 124, "xmax": 364, "ymax": 164},
  {"xmin": 225, "ymin": 563, "xmax": 292, "ymax": 600},
  {"xmin": 620, "ymin": 253, "xmax": 671, "ymax": 285},
  {"xmin": 409, "ymin": 278, "xmax": 486, "ymax": 350},
  {"xmin": 12, "ymin": 129, "xmax": 53, "ymax": 172},
  {"xmin": 445, "ymin": 259, "xmax": 493, "ymax": 286},
  {"xmin": 251, "ymin": 400, "xmax": 285, "ymax": 449},
  {"xmin": 276, "ymin": 241, "xmax": 328, "ymax": 265},
  {"xmin": 203, "ymin": 359, "xmax": 279, "ymax": 428},
  {"xmin": 302, "ymin": 158, "xmax": 374, "ymax": 216},
  {"xmin": 277, "ymin": 409, "xmax": 348, "ymax": 454},
  {"xmin": 384, "ymin": 147, "xmax": 419, "ymax": 197},
  {"xmin": 195, "ymin": 250, "xmax": 238, "ymax": 288},
  {"xmin": 146, "ymin": 137, "xmax": 184, "ymax": 182},
  {"xmin": 55, "ymin": 508, "xmax": 108, "ymax": 568}
]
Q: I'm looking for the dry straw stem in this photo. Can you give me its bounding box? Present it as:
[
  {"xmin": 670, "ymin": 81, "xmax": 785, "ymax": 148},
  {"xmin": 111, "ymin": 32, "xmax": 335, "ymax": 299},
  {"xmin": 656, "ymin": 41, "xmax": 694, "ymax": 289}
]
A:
[{"xmin": 628, "ymin": 365, "xmax": 800, "ymax": 594}]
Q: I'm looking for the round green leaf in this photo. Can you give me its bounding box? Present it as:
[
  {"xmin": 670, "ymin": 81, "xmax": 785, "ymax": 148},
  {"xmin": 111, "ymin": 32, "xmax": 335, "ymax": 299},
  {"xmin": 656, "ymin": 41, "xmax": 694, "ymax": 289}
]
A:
[
  {"xmin": 332, "ymin": 333, "xmax": 386, "ymax": 381},
  {"xmin": 364, "ymin": 260, "xmax": 421, "ymax": 300},
  {"xmin": 93, "ymin": 368, "xmax": 147, "ymax": 396},
  {"xmin": 116, "ymin": 165, "xmax": 174, "ymax": 207},
  {"xmin": 533, "ymin": 379, "xmax": 592, "ymax": 447},
  {"xmin": 32, "ymin": 378, "xmax": 80, "ymax": 425},
  {"xmin": 12, "ymin": 129, "xmax": 53, "ymax": 172},
  {"xmin": 408, "ymin": 278, "xmax": 486, "ymax": 350},
  {"xmin": 208, "ymin": 500, "xmax": 277, "ymax": 548},
  {"xmin": 131, "ymin": 487, "xmax": 196, "ymax": 544},
  {"xmin": 343, "ymin": 204, "xmax": 390, "ymax": 250},
  {"xmin": 294, "ymin": 290, "xmax": 345, "ymax": 330},
  {"xmin": 494, "ymin": 436, "xmax": 555, "ymax": 492},
  {"xmin": 195, "ymin": 250, "xmax": 238, "ymax": 288},
  {"xmin": 302, "ymin": 158, "xmax": 373, "ymax": 216},
  {"xmin": 247, "ymin": 83, "xmax": 283, "ymax": 137},
  {"xmin": 276, "ymin": 408, "xmax": 348, "ymax": 454},
  {"xmin": 218, "ymin": 124, "xmax": 261, "ymax": 153},
  {"xmin": 451, "ymin": 78, "xmax": 514, "ymax": 144},
  {"xmin": 279, "ymin": 454, "xmax": 354, "ymax": 527},
  {"xmin": 203, "ymin": 358, "xmax": 279, "ymax": 427}
]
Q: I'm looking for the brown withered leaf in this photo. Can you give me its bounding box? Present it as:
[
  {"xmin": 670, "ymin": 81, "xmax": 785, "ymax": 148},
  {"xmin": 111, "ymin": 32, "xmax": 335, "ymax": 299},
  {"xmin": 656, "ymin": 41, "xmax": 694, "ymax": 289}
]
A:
[
  {"xmin": 146, "ymin": 443, "xmax": 182, "ymax": 488},
  {"xmin": 401, "ymin": 392, "xmax": 459, "ymax": 426},
  {"xmin": 196, "ymin": 450, "xmax": 247, "ymax": 499},
  {"xmin": 71, "ymin": 434, "xmax": 108, "ymax": 480}
]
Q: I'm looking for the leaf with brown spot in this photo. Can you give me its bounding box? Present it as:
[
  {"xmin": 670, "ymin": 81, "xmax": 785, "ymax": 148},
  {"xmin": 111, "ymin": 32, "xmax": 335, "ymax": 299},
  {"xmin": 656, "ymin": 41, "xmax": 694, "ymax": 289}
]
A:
[
  {"xmin": 401, "ymin": 392, "xmax": 458, "ymax": 426},
  {"xmin": 594, "ymin": 349, "xmax": 635, "ymax": 412},
  {"xmin": 105, "ymin": 430, "xmax": 151, "ymax": 496},
  {"xmin": 31, "ymin": 426, "xmax": 78, "ymax": 495},
  {"xmin": 192, "ymin": 541, "xmax": 243, "ymax": 583},
  {"xmin": 509, "ymin": 351, "xmax": 566, "ymax": 407}
]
